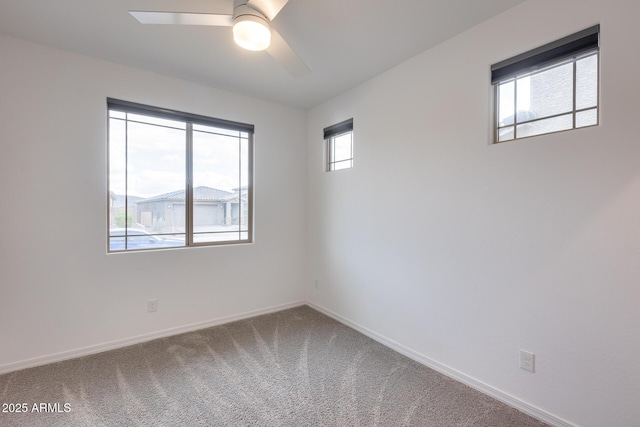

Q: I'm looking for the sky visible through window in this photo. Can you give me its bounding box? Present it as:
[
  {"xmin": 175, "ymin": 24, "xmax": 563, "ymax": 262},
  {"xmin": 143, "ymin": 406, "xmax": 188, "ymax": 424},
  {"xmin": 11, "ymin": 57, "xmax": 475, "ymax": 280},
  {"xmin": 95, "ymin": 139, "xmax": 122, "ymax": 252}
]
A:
[
  {"xmin": 109, "ymin": 111, "xmax": 248, "ymax": 199},
  {"xmin": 108, "ymin": 108, "xmax": 251, "ymax": 250}
]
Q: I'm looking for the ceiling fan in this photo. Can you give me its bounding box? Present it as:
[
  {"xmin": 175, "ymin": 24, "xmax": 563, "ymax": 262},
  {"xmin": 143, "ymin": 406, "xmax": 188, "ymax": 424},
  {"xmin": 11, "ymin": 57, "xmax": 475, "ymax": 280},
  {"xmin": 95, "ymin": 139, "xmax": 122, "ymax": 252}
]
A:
[{"xmin": 129, "ymin": 0, "xmax": 310, "ymax": 78}]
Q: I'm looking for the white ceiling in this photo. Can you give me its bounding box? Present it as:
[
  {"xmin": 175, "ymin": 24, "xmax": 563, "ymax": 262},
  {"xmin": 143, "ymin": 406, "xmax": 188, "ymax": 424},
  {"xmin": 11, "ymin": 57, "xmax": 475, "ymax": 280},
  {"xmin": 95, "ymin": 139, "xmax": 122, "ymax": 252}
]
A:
[{"xmin": 0, "ymin": 0, "xmax": 524, "ymax": 109}]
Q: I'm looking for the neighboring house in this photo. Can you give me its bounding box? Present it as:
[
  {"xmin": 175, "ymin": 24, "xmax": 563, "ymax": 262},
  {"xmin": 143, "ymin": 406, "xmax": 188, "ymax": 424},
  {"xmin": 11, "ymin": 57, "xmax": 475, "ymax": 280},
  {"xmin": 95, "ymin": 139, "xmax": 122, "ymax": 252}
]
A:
[
  {"xmin": 109, "ymin": 192, "xmax": 143, "ymax": 227},
  {"xmin": 135, "ymin": 186, "xmax": 248, "ymax": 232}
]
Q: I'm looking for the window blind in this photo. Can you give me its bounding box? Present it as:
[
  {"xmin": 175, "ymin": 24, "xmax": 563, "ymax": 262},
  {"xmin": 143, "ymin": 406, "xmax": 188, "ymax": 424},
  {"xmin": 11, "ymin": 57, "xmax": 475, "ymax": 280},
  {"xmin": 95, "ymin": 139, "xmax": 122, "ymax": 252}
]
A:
[
  {"xmin": 491, "ymin": 25, "xmax": 599, "ymax": 84},
  {"xmin": 107, "ymin": 98, "xmax": 254, "ymax": 134},
  {"xmin": 323, "ymin": 118, "xmax": 353, "ymax": 140}
]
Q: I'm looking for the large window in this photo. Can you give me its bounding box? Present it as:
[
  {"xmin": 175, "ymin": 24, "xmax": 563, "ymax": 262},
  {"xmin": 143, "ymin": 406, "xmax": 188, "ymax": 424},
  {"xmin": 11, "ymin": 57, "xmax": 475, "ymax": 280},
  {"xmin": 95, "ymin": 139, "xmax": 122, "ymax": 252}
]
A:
[
  {"xmin": 108, "ymin": 99, "xmax": 253, "ymax": 252},
  {"xmin": 324, "ymin": 119, "xmax": 354, "ymax": 171},
  {"xmin": 492, "ymin": 25, "xmax": 599, "ymax": 143}
]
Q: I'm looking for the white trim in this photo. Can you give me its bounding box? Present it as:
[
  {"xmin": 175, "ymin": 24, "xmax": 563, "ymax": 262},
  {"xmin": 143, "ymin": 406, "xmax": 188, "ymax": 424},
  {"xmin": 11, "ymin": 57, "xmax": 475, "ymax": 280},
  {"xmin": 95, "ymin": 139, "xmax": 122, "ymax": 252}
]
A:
[
  {"xmin": 0, "ymin": 301, "xmax": 305, "ymax": 375},
  {"xmin": 307, "ymin": 302, "xmax": 577, "ymax": 427},
  {"xmin": 1, "ymin": 299, "xmax": 577, "ymax": 427}
]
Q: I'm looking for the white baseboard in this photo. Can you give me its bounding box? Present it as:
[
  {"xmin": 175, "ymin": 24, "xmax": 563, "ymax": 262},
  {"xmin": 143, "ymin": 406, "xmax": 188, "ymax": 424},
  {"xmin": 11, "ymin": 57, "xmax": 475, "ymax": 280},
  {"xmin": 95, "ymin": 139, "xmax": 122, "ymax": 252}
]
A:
[
  {"xmin": 0, "ymin": 300, "xmax": 305, "ymax": 375},
  {"xmin": 307, "ymin": 301, "xmax": 577, "ymax": 427},
  {"xmin": 0, "ymin": 299, "xmax": 577, "ymax": 427}
]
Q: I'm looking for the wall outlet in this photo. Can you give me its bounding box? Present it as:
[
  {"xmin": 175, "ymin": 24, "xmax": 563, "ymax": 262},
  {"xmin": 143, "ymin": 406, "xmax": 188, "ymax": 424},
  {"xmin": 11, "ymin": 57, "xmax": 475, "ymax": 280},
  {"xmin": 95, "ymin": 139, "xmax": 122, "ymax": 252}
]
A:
[
  {"xmin": 314, "ymin": 279, "xmax": 319, "ymax": 289},
  {"xmin": 147, "ymin": 299, "xmax": 158, "ymax": 313},
  {"xmin": 519, "ymin": 350, "xmax": 535, "ymax": 372}
]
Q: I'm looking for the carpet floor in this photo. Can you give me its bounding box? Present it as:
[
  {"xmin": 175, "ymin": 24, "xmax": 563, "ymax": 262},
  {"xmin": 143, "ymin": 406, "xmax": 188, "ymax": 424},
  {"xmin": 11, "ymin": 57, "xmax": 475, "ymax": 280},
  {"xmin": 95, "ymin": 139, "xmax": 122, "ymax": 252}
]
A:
[{"xmin": 0, "ymin": 306, "xmax": 548, "ymax": 426}]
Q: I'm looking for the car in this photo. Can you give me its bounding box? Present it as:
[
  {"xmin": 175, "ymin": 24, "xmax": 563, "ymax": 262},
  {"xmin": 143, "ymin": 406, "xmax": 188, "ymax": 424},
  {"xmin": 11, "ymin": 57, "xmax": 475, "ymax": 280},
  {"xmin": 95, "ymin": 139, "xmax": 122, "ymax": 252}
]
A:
[{"xmin": 109, "ymin": 228, "xmax": 184, "ymax": 251}]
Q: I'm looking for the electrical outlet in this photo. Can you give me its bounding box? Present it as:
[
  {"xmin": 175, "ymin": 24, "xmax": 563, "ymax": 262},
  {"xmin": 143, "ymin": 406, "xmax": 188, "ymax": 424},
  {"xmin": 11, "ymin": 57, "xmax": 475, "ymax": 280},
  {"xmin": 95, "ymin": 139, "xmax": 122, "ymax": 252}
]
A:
[
  {"xmin": 147, "ymin": 299, "xmax": 158, "ymax": 313},
  {"xmin": 519, "ymin": 350, "xmax": 535, "ymax": 372},
  {"xmin": 314, "ymin": 279, "xmax": 319, "ymax": 289}
]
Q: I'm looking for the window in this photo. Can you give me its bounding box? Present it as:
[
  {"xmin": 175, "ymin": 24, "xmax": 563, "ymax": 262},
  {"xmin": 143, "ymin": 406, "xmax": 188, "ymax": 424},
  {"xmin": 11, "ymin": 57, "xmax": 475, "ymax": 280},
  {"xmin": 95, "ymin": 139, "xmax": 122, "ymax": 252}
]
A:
[
  {"xmin": 324, "ymin": 119, "xmax": 354, "ymax": 171},
  {"xmin": 107, "ymin": 99, "xmax": 253, "ymax": 252},
  {"xmin": 492, "ymin": 25, "xmax": 599, "ymax": 143}
]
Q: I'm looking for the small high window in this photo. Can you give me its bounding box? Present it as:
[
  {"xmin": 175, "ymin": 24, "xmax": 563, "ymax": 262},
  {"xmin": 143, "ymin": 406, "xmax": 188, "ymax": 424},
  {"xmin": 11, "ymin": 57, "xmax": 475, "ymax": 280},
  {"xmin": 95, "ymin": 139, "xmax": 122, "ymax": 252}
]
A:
[
  {"xmin": 492, "ymin": 25, "xmax": 599, "ymax": 143},
  {"xmin": 324, "ymin": 119, "xmax": 354, "ymax": 171}
]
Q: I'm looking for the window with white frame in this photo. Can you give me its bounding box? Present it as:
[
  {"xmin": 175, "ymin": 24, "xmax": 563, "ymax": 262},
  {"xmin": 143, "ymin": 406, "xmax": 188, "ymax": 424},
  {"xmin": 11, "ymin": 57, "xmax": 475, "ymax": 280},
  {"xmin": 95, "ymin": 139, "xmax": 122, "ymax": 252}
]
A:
[
  {"xmin": 107, "ymin": 99, "xmax": 253, "ymax": 252},
  {"xmin": 324, "ymin": 119, "xmax": 354, "ymax": 171},
  {"xmin": 492, "ymin": 25, "xmax": 599, "ymax": 143}
]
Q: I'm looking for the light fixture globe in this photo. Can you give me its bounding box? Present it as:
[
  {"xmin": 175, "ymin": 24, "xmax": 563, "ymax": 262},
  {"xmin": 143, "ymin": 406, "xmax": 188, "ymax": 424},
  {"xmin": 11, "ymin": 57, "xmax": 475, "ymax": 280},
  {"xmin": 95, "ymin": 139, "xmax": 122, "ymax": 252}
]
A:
[{"xmin": 233, "ymin": 14, "xmax": 271, "ymax": 51}]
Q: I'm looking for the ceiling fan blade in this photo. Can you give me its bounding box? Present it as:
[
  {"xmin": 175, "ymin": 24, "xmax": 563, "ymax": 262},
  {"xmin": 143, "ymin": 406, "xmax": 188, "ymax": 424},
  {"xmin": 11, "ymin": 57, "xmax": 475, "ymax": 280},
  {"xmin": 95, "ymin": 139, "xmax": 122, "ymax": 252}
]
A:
[
  {"xmin": 247, "ymin": 0, "xmax": 290, "ymax": 21},
  {"xmin": 129, "ymin": 11, "xmax": 233, "ymax": 26},
  {"xmin": 266, "ymin": 28, "xmax": 310, "ymax": 78}
]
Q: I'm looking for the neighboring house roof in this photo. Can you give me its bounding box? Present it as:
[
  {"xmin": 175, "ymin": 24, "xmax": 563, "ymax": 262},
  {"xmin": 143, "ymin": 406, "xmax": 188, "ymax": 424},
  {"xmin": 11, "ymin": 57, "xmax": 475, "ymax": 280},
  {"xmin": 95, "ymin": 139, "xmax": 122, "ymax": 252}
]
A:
[
  {"xmin": 137, "ymin": 186, "xmax": 238, "ymax": 204},
  {"xmin": 110, "ymin": 193, "xmax": 144, "ymax": 207}
]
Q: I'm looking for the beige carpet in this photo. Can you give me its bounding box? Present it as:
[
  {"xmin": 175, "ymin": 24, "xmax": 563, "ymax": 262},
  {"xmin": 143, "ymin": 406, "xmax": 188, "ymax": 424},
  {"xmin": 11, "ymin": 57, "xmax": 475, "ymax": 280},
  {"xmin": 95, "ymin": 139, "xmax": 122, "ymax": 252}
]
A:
[{"xmin": 0, "ymin": 306, "xmax": 547, "ymax": 426}]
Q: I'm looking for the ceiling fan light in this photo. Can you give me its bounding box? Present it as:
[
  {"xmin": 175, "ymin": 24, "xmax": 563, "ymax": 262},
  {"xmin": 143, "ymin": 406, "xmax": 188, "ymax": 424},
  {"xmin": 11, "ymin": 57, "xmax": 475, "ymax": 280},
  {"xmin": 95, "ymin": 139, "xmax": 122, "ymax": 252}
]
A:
[{"xmin": 233, "ymin": 15, "xmax": 271, "ymax": 51}]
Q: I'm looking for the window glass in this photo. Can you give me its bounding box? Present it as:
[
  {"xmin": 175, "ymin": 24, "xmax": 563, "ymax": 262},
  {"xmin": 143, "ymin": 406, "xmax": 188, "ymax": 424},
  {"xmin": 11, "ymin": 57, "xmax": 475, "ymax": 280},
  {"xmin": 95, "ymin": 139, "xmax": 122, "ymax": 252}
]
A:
[
  {"xmin": 516, "ymin": 114, "xmax": 573, "ymax": 139},
  {"xmin": 192, "ymin": 128, "xmax": 243, "ymax": 244},
  {"xmin": 576, "ymin": 54, "xmax": 598, "ymax": 110},
  {"xmin": 324, "ymin": 119, "xmax": 354, "ymax": 172},
  {"xmin": 108, "ymin": 101, "xmax": 253, "ymax": 252},
  {"xmin": 576, "ymin": 108, "xmax": 598, "ymax": 128},
  {"xmin": 326, "ymin": 131, "xmax": 353, "ymax": 171},
  {"xmin": 492, "ymin": 26, "xmax": 599, "ymax": 143},
  {"xmin": 495, "ymin": 53, "xmax": 598, "ymax": 142},
  {"xmin": 517, "ymin": 62, "xmax": 573, "ymax": 122},
  {"xmin": 497, "ymin": 81, "xmax": 515, "ymax": 127}
]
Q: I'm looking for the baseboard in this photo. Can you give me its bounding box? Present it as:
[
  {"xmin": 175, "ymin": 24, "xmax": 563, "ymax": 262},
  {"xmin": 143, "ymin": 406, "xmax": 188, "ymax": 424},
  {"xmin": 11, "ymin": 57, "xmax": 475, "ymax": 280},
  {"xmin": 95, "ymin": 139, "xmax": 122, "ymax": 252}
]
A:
[
  {"xmin": 1, "ymin": 299, "xmax": 577, "ymax": 427},
  {"xmin": 307, "ymin": 301, "xmax": 577, "ymax": 427},
  {"xmin": 0, "ymin": 300, "xmax": 305, "ymax": 375}
]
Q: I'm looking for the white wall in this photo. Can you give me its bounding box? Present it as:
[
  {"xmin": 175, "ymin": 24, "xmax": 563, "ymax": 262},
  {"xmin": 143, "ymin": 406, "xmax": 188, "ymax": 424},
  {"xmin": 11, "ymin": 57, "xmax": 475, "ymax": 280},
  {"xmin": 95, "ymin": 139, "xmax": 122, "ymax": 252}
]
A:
[
  {"xmin": 306, "ymin": 0, "xmax": 640, "ymax": 426},
  {"xmin": 0, "ymin": 35, "xmax": 307, "ymax": 370},
  {"xmin": 2, "ymin": 0, "xmax": 639, "ymax": 424}
]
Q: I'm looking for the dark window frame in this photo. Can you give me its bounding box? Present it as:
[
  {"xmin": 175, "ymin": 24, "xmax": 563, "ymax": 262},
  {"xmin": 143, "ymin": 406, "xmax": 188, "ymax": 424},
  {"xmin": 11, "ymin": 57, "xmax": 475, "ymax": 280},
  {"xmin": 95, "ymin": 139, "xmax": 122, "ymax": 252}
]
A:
[
  {"xmin": 491, "ymin": 26, "xmax": 600, "ymax": 143},
  {"xmin": 107, "ymin": 99, "xmax": 254, "ymax": 252},
  {"xmin": 324, "ymin": 118, "xmax": 354, "ymax": 172}
]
